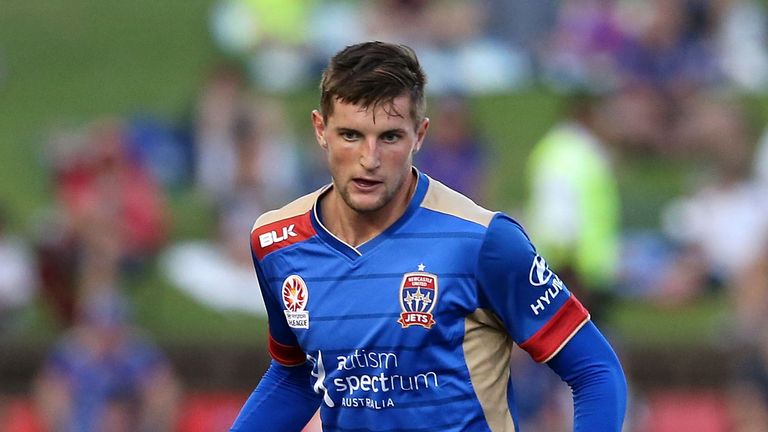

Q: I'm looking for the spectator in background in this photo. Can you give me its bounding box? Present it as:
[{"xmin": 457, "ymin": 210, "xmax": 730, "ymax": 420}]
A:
[
  {"xmin": 714, "ymin": 0, "xmax": 768, "ymax": 92},
  {"xmin": 660, "ymin": 97, "xmax": 768, "ymax": 306},
  {"xmin": 362, "ymin": 0, "xmax": 431, "ymax": 48},
  {"xmin": 34, "ymin": 209, "xmax": 81, "ymax": 325},
  {"xmin": 541, "ymin": 0, "xmax": 742, "ymax": 158},
  {"xmin": 654, "ymin": 97, "xmax": 768, "ymax": 429},
  {"xmin": 597, "ymin": 84, "xmax": 669, "ymax": 155},
  {"xmin": 196, "ymin": 86, "xmax": 302, "ymax": 239},
  {"xmin": 541, "ymin": 0, "xmax": 629, "ymax": 92},
  {"xmin": 194, "ymin": 66, "xmax": 301, "ymax": 210},
  {"xmin": 362, "ymin": 0, "xmax": 530, "ymax": 93},
  {"xmin": 617, "ymin": 0, "xmax": 722, "ymax": 97},
  {"xmin": 215, "ymin": 97, "xmax": 292, "ymax": 267},
  {"xmin": 614, "ymin": 0, "xmax": 725, "ymax": 157},
  {"xmin": 163, "ymin": 81, "xmax": 302, "ymax": 316},
  {"xmin": 34, "ymin": 129, "xmax": 88, "ymax": 325},
  {"xmin": 55, "ymin": 118, "xmax": 169, "ymax": 267},
  {"xmin": 127, "ymin": 115, "xmax": 195, "ymax": 192},
  {"xmin": 0, "ymin": 204, "xmax": 37, "ymax": 337},
  {"xmin": 415, "ymin": 94, "xmax": 489, "ymax": 202},
  {"xmin": 306, "ymin": 1, "xmax": 366, "ymax": 67},
  {"xmin": 209, "ymin": 0, "xmax": 314, "ymax": 90},
  {"xmin": 480, "ymin": 0, "xmax": 559, "ymax": 70},
  {"xmin": 524, "ymin": 92, "xmax": 621, "ymax": 322},
  {"xmin": 194, "ymin": 63, "xmax": 248, "ymax": 200},
  {"xmin": 210, "ymin": 0, "xmax": 531, "ymax": 93},
  {"xmin": 35, "ymin": 120, "xmax": 169, "ymax": 326},
  {"xmin": 33, "ymin": 291, "xmax": 180, "ymax": 432},
  {"xmin": 542, "ymin": 0, "xmax": 723, "ymax": 96}
]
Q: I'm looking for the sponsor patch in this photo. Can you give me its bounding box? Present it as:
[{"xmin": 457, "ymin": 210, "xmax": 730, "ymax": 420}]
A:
[
  {"xmin": 282, "ymin": 275, "xmax": 310, "ymax": 329},
  {"xmin": 527, "ymin": 254, "xmax": 568, "ymax": 315},
  {"xmin": 397, "ymin": 268, "xmax": 438, "ymax": 329},
  {"xmin": 529, "ymin": 254, "xmax": 554, "ymax": 286},
  {"xmin": 259, "ymin": 223, "xmax": 298, "ymax": 247}
]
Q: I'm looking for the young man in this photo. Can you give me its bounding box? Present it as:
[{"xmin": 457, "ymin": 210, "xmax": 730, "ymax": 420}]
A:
[{"xmin": 231, "ymin": 41, "xmax": 627, "ymax": 431}]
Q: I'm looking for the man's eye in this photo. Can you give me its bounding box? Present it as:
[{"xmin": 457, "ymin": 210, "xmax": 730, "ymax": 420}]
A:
[
  {"xmin": 341, "ymin": 132, "xmax": 358, "ymax": 141},
  {"xmin": 382, "ymin": 133, "xmax": 401, "ymax": 143}
]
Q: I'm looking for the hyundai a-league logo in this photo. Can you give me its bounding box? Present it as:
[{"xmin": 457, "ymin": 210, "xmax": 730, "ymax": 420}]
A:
[
  {"xmin": 282, "ymin": 275, "xmax": 309, "ymax": 328},
  {"xmin": 397, "ymin": 265, "xmax": 438, "ymax": 329}
]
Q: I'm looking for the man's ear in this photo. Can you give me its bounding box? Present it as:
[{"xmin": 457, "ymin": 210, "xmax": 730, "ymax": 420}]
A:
[
  {"xmin": 311, "ymin": 110, "xmax": 327, "ymax": 150},
  {"xmin": 413, "ymin": 117, "xmax": 430, "ymax": 154}
]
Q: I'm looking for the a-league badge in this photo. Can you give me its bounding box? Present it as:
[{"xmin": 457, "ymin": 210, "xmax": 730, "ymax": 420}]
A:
[
  {"xmin": 282, "ymin": 275, "xmax": 309, "ymax": 329},
  {"xmin": 397, "ymin": 268, "xmax": 438, "ymax": 329}
]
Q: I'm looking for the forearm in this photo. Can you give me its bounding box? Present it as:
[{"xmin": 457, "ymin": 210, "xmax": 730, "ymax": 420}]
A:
[
  {"xmin": 230, "ymin": 360, "xmax": 322, "ymax": 432},
  {"xmin": 547, "ymin": 322, "xmax": 627, "ymax": 431}
]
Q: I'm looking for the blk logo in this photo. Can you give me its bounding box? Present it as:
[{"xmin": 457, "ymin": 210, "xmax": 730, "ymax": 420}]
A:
[{"xmin": 259, "ymin": 224, "xmax": 298, "ymax": 247}]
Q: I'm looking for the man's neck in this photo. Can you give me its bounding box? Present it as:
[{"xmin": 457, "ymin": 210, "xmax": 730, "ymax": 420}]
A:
[{"xmin": 321, "ymin": 172, "xmax": 417, "ymax": 248}]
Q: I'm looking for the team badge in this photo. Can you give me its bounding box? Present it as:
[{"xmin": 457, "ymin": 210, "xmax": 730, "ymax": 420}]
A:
[
  {"xmin": 282, "ymin": 275, "xmax": 309, "ymax": 329},
  {"xmin": 397, "ymin": 265, "xmax": 438, "ymax": 329}
]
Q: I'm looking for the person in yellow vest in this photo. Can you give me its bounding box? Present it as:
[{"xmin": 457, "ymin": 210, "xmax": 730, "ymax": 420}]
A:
[
  {"xmin": 525, "ymin": 93, "xmax": 621, "ymax": 322},
  {"xmin": 209, "ymin": 0, "xmax": 315, "ymax": 90}
]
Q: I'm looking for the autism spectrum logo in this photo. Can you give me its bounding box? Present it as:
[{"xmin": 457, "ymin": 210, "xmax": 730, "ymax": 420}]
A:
[{"xmin": 308, "ymin": 349, "xmax": 441, "ymax": 410}]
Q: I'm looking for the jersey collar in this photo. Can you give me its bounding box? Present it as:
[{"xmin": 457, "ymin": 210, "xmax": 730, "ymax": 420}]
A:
[{"xmin": 311, "ymin": 168, "xmax": 429, "ymax": 260}]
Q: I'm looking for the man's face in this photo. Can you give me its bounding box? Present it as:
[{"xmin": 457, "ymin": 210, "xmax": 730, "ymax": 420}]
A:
[{"xmin": 312, "ymin": 95, "xmax": 429, "ymax": 214}]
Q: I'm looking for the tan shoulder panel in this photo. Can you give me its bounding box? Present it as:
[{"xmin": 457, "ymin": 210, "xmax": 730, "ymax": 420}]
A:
[
  {"xmin": 463, "ymin": 308, "xmax": 516, "ymax": 431},
  {"xmin": 420, "ymin": 177, "xmax": 496, "ymax": 227},
  {"xmin": 251, "ymin": 187, "xmax": 325, "ymax": 233}
]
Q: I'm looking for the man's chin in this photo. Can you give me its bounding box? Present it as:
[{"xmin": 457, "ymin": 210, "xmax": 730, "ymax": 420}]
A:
[
  {"xmin": 347, "ymin": 199, "xmax": 386, "ymax": 214},
  {"xmin": 343, "ymin": 192, "xmax": 388, "ymax": 214}
]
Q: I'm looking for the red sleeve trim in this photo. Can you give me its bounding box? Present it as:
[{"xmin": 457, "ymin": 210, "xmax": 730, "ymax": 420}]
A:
[
  {"xmin": 520, "ymin": 296, "xmax": 590, "ymax": 363},
  {"xmin": 251, "ymin": 212, "xmax": 316, "ymax": 261},
  {"xmin": 268, "ymin": 334, "xmax": 306, "ymax": 366}
]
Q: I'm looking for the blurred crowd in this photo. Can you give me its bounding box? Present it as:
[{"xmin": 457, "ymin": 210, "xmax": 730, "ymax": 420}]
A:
[{"xmin": 2, "ymin": 0, "xmax": 768, "ymax": 431}]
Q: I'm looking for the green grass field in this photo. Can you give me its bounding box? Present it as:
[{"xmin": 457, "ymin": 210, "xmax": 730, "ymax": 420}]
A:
[
  {"xmin": 0, "ymin": 0, "xmax": 217, "ymax": 222},
  {"xmin": 0, "ymin": 0, "xmax": 759, "ymax": 349}
]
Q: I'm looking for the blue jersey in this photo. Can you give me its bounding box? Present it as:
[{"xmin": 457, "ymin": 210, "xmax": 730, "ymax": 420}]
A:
[{"xmin": 250, "ymin": 171, "xmax": 590, "ymax": 431}]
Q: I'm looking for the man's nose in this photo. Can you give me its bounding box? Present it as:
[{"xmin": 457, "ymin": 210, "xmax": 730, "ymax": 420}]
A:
[{"xmin": 359, "ymin": 138, "xmax": 381, "ymax": 170}]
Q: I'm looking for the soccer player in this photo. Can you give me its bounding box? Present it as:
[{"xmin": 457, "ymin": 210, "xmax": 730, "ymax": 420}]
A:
[{"xmin": 231, "ymin": 41, "xmax": 627, "ymax": 431}]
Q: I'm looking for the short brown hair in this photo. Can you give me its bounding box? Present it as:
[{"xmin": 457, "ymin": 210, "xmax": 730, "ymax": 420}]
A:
[{"xmin": 319, "ymin": 41, "xmax": 427, "ymax": 128}]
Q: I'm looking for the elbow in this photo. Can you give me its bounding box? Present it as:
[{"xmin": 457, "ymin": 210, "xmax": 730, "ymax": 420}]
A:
[{"xmin": 572, "ymin": 355, "xmax": 628, "ymax": 428}]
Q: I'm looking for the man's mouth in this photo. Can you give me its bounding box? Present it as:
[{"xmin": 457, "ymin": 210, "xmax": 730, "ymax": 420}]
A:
[{"xmin": 352, "ymin": 178, "xmax": 382, "ymax": 189}]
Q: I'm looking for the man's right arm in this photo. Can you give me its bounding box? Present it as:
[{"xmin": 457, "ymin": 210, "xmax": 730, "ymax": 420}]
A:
[
  {"xmin": 231, "ymin": 237, "xmax": 321, "ymax": 431},
  {"xmin": 230, "ymin": 360, "xmax": 321, "ymax": 431}
]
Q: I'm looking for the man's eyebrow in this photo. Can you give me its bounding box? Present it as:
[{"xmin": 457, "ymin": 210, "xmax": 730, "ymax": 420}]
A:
[
  {"xmin": 334, "ymin": 127, "xmax": 361, "ymax": 134},
  {"xmin": 333, "ymin": 127, "xmax": 407, "ymax": 135},
  {"xmin": 380, "ymin": 128, "xmax": 407, "ymax": 135}
]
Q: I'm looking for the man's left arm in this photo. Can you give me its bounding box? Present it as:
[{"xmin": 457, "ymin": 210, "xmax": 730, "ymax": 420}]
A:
[
  {"xmin": 547, "ymin": 321, "xmax": 627, "ymax": 431},
  {"xmin": 476, "ymin": 213, "xmax": 626, "ymax": 430}
]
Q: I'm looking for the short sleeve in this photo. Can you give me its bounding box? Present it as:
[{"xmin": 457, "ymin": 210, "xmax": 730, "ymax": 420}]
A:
[
  {"xmin": 251, "ymin": 250, "xmax": 307, "ymax": 367},
  {"xmin": 475, "ymin": 214, "xmax": 590, "ymax": 362}
]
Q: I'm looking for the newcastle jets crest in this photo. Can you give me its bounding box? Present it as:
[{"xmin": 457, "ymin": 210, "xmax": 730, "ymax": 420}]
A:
[{"xmin": 397, "ymin": 264, "xmax": 438, "ymax": 329}]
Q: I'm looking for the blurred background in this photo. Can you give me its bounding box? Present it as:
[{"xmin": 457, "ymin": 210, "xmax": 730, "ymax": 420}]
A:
[{"xmin": 2, "ymin": 0, "xmax": 768, "ymax": 431}]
